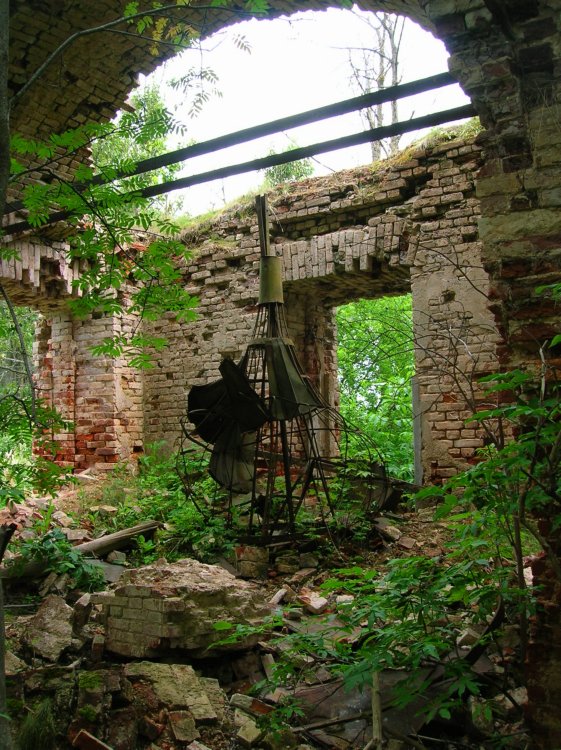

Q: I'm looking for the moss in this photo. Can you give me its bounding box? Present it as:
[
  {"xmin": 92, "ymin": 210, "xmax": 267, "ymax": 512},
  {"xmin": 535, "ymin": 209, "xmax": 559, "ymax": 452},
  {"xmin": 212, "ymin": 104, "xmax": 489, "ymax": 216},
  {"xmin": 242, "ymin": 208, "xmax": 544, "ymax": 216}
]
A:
[
  {"xmin": 78, "ymin": 704, "xmax": 98, "ymax": 722},
  {"xmin": 78, "ymin": 671, "xmax": 103, "ymax": 690}
]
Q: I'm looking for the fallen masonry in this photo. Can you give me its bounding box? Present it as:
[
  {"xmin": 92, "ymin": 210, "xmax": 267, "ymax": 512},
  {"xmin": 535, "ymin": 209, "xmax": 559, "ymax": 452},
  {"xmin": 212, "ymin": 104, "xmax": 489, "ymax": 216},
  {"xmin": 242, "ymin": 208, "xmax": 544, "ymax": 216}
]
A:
[
  {"xmin": 3, "ymin": 517, "xmax": 532, "ymax": 749},
  {"xmin": 90, "ymin": 557, "xmax": 272, "ymax": 658}
]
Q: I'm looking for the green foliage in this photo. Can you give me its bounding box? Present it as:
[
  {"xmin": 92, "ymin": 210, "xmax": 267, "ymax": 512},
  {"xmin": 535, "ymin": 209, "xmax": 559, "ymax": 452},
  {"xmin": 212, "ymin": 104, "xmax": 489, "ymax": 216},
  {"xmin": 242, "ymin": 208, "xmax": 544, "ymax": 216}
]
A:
[
  {"xmin": 336, "ymin": 295, "xmax": 415, "ymax": 480},
  {"xmin": 169, "ymin": 66, "xmax": 223, "ymax": 119},
  {"xmin": 0, "ymin": 303, "xmax": 37, "ymax": 393},
  {"xmin": 8, "ymin": 528, "xmax": 105, "ymax": 592},
  {"xmin": 82, "ymin": 443, "xmax": 234, "ymax": 563},
  {"xmin": 0, "ymin": 300, "xmax": 71, "ymax": 505},
  {"xmin": 16, "ymin": 699, "xmax": 56, "ymax": 750},
  {"xmin": 9, "ymin": 117, "xmax": 200, "ymax": 368},
  {"xmin": 262, "ymin": 144, "xmax": 314, "ymax": 187},
  {"xmin": 90, "ymin": 81, "xmax": 188, "ymax": 218}
]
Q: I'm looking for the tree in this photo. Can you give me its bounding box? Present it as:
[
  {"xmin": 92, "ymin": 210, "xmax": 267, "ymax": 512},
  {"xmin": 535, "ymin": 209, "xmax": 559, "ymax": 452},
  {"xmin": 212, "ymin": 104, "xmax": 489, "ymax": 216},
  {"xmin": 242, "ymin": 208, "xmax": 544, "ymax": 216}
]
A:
[
  {"xmin": 346, "ymin": 8, "xmax": 405, "ymax": 161},
  {"xmin": 0, "ymin": 5, "xmax": 264, "ymax": 743},
  {"xmin": 336, "ymin": 295, "xmax": 415, "ymax": 480},
  {"xmin": 90, "ymin": 81, "xmax": 189, "ymax": 219},
  {"xmin": 262, "ymin": 143, "xmax": 314, "ymax": 187}
]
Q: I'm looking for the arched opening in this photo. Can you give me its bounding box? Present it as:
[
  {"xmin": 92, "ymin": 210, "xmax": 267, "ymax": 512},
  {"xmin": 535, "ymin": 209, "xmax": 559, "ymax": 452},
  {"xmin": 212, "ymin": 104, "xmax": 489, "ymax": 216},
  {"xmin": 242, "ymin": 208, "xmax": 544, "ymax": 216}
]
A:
[{"xmin": 144, "ymin": 6, "xmax": 470, "ymax": 217}]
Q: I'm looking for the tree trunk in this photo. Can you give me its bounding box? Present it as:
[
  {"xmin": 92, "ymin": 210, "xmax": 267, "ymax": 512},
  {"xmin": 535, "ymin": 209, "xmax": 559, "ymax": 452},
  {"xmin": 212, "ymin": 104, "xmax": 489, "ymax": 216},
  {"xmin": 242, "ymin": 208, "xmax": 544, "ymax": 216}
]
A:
[
  {"xmin": 0, "ymin": 525, "xmax": 17, "ymax": 750},
  {"xmin": 0, "ymin": 0, "xmax": 10, "ymax": 221}
]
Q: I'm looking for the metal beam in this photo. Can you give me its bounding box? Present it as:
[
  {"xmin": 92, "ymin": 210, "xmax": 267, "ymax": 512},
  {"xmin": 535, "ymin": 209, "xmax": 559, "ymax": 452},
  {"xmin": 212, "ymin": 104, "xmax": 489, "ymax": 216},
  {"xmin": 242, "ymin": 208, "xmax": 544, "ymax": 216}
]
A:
[{"xmin": 3, "ymin": 73, "xmax": 476, "ymax": 234}]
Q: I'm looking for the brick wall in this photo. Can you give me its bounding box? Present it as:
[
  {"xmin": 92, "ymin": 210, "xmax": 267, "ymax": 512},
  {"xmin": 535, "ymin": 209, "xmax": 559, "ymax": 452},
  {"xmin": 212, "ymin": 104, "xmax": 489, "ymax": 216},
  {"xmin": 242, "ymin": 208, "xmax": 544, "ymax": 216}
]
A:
[
  {"xmin": 6, "ymin": 3, "xmax": 561, "ymax": 741},
  {"xmin": 141, "ymin": 136, "xmax": 495, "ymax": 485}
]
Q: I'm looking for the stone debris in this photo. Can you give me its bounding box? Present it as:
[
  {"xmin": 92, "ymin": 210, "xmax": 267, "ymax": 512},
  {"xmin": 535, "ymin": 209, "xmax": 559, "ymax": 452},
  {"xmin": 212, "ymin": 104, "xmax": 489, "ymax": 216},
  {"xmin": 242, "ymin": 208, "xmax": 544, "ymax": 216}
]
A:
[
  {"xmin": 298, "ymin": 587, "xmax": 330, "ymax": 615},
  {"xmin": 91, "ymin": 557, "xmax": 271, "ymax": 657},
  {"xmin": 491, "ymin": 686, "xmax": 528, "ymax": 719},
  {"xmin": 298, "ymin": 553, "xmax": 319, "ymax": 569},
  {"xmin": 73, "ymin": 592, "xmax": 93, "ymax": 630},
  {"xmin": 373, "ymin": 518, "xmax": 402, "ymax": 542},
  {"xmin": 168, "ymin": 710, "xmax": 199, "ymax": 743},
  {"xmin": 22, "ymin": 594, "xmax": 74, "ymax": 662},
  {"xmin": 396, "ymin": 534, "xmax": 416, "ymax": 549},
  {"xmin": 5, "ymin": 650, "xmax": 26, "ymax": 675},
  {"xmin": 288, "ymin": 567, "xmax": 316, "ymax": 586},
  {"xmin": 124, "ymin": 662, "xmax": 218, "ymax": 722},
  {"xmin": 234, "ymin": 544, "xmax": 269, "ymax": 578},
  {"xmin": 269, "ymin": 587, "xmax": 287, "ymax": 605},
  {"xmin": 63, "ymin": 662, "xmax": 231, "ymax": 749},
  {"xmin": 3, "ymin": 508, "xmax": 530, "ymax": 749},
  {"xmin": 235, "ymin": 711, "xmax": 264, "ymax": 747},
  {"xmin": 106, "ymin": 550, "xmax": 127, "ymax": 564}
]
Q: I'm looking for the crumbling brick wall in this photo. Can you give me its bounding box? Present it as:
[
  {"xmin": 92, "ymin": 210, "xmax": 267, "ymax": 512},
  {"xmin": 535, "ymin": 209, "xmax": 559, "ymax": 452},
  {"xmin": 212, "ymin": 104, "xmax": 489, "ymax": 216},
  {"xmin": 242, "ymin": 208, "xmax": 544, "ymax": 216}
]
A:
[
  {"xmin": 6, "ymin": 1, "xmax": 561, "ymax": 742},
  {"xmin": 19, "ymin": 134, "xmax": 492, "ymax": 480},
  {"xmin": 142, "ymin": 135, "xmax": 494, "ymax": 485}
]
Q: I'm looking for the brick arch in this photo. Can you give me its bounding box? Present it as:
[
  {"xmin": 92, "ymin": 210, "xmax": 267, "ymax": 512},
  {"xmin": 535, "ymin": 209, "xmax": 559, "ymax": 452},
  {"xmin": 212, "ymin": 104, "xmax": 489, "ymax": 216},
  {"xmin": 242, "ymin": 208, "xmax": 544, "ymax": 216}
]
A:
[{"xmin": 6, "ymin": 1, "xmax": 526, "ymax": 213}]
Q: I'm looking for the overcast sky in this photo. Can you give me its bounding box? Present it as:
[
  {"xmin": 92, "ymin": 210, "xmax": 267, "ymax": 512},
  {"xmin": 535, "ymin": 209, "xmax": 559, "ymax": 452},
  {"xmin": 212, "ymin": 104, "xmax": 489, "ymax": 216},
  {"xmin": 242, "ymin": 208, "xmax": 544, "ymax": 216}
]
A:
[{"xmin": 145, "ymin": 7, "xmax": 470, "ymax": 216}]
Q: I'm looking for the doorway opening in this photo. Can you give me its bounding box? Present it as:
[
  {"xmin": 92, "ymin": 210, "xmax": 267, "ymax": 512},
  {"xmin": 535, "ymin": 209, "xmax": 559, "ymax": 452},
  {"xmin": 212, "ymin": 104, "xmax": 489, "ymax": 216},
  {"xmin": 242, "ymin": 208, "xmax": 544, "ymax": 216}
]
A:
[{"xmin": 336, "ymin": 293, "xmax": 415, "ymax": 482}]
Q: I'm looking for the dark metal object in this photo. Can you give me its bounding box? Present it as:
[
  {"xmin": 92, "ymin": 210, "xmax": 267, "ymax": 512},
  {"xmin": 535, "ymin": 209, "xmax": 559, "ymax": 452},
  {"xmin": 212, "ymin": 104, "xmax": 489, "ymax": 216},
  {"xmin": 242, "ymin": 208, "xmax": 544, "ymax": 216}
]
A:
[
  {"xmin": 4, "ymin": 71, "xmax": 459, "ymax": 218},
  {"xmin": 178, "ymin": 196, "xmax": 391, "ymax": 541}
]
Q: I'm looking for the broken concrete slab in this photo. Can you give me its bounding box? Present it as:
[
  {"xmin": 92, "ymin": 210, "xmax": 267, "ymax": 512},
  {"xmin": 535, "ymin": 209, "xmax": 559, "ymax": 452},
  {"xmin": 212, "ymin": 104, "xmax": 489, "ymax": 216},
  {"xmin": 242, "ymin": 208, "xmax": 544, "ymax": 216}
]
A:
[
  {"xmin": 23, "ymin": 594, "xmax": 74, "ymax": 662},
  {"xmin": 89, "ymin": 560, "xmax": 127, "ymax": 584},
  {"xmin": 124, "ymin": 662, "xmax": 218, "ymax": 723},
  {"xmin": 168, "ymin": 710, "xmax": 200, "ymax": 743}
]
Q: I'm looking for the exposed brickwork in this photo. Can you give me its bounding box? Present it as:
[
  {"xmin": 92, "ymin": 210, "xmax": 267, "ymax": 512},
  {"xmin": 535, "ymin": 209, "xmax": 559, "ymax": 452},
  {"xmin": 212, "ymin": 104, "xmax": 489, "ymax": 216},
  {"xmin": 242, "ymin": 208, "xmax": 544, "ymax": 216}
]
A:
[
  {"xmin": 141, "ymin": 137, "xmax": 494, "ymax": 486},
  {"xmin": 5, "ymin": 2, "xmax": 561, "ymax": 744},
  {"xmin": 91, "ymin": 559, "xmax": 270, "ymax": 659},
  {"xmin": 0, "ymin": 238, "xmax": 83, "ymax": 311}
]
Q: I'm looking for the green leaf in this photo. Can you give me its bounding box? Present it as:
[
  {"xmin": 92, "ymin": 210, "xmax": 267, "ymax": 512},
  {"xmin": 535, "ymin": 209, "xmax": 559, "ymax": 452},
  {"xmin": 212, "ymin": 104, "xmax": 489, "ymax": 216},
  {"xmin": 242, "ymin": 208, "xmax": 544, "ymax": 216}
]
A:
[
  {"xmin": 124, "ymin": 1, "xmax": 139, "ymax": 17},
  {"xmin": 213, "ymin": 621, "xmax": 234, "ymax": 631}
]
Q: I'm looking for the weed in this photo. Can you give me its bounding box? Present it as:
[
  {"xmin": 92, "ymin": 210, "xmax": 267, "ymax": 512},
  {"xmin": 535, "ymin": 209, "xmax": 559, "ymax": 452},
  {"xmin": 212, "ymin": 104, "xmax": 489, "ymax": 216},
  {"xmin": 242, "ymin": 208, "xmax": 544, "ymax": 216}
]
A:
[
  {"xmin": 16, "ymin": 699, "xmax": 56, "ymax": 750},
  {"xmin": 8, "ymin": 528, "xmax": 105, "ymax": 592}
]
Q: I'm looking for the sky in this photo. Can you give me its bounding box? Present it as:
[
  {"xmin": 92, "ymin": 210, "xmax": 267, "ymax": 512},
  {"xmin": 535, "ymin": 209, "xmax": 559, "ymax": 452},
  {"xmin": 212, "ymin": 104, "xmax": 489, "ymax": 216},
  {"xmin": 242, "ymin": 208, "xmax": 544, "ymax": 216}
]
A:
[{"xmin": 143, "ymin": 7, "xmax": 470, "ymax": 217}]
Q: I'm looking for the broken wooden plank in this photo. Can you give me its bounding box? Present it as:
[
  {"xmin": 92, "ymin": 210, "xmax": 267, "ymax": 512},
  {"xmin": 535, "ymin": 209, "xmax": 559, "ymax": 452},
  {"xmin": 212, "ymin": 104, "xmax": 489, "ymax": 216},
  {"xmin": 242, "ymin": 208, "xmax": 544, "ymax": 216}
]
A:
[
  {"xmin": 72, "ymin": 729, "xmax": 114, "ymax": 749},
  {"xmin": 0, "ymin": 520, "xmax": 160, "ymax": 579}
]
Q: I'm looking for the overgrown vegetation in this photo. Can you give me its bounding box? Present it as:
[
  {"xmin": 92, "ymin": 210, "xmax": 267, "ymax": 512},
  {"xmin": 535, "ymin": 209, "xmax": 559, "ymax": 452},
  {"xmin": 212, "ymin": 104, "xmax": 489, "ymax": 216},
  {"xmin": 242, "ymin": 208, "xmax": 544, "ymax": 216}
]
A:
[
  {"xmin": 71, "ymin": 443, "xmax": 235, "ymax": 564},
  {"xmin": 336, "ymin": 294, "xmax": 415, "ymax": 481},
  {"xmin": 7, "ymin": 527, "xmax": 105, "ymax": 592},
  {"xmin": 212, "ymin": 285, "xmax": 561, "ymax": 742}
]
